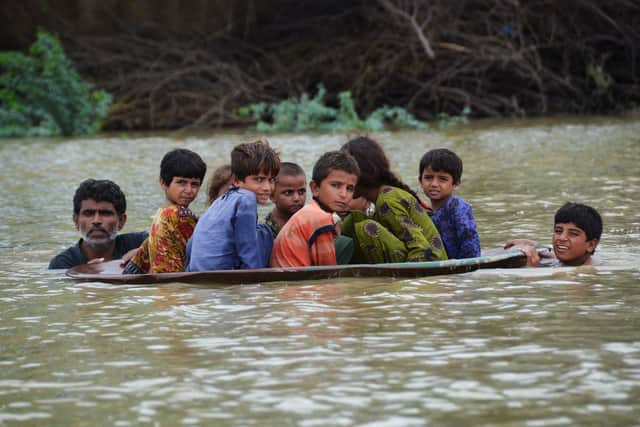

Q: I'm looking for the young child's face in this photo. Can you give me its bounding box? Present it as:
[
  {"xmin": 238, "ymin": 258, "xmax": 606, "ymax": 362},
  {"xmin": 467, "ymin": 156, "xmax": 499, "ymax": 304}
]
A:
[
  {"xmin": 419, "ymin": 166, "xmax": 458, "ymax": 203},
  {"xmin": 234, "ymin": 171, "xmax": 274, "ymax": 205},
  {"xmin": 162, "ymin": 176, "xmax": 202, "ymax": 207},
  {"xmin": 552, "ymin": 222, "xmax": 598, "ymax": 265},
  {"xmin": 271, "ymin": 174, "xmax": 306, "ymax": 217},
  {"xmin": 310, "ymin": 169, "xmax": 357, "ymax": 213}
]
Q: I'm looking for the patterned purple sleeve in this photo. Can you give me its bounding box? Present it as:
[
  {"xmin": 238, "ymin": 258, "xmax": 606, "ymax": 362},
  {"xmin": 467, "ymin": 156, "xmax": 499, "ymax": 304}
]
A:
[{"xmin": 454, "ymin": 200, "xmax": 481, "ymax": 258}]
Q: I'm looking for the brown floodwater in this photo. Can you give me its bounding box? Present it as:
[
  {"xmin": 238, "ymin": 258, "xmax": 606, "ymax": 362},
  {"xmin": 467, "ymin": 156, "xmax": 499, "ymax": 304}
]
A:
[{"xmin": 0, "ymin": 116, "xmax": 639, "ymax": 425}]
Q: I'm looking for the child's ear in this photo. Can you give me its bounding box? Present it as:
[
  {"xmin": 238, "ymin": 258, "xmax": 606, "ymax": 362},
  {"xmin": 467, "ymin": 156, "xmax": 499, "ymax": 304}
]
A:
[
  {"xmin": 309, "ymin": 180, "xmax": 320, "ymax": 198},
  {"xmin": 159, "ymin": 177, "xmax": 168, "ymax": 189},
  {"xmin": 586, "ymin": 238, "xmax": 599, "ymax": 254},
  {"xmin": 453, "ymin": 181, "xmax": 460, "ymax": 191}
]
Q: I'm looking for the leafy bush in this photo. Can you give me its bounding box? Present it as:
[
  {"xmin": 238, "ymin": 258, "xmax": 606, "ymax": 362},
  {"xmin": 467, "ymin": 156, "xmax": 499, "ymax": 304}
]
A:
[
  {"xmin": 0, "ymin": 31, "xmax": 112, "ymax": 137},
  {"xmin": 238, "ymin": 84, "xmax": 430, "ymax": 132},
  {"xmin": 437, "ymin": 106, "xmax": 471, "ymax": 129}
]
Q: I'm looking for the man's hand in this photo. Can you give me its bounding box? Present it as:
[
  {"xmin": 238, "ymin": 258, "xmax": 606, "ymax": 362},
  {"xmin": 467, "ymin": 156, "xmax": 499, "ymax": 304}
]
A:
[{"xmin": 119, "ymin": 248, "xmax": 138, "ymax": 267}]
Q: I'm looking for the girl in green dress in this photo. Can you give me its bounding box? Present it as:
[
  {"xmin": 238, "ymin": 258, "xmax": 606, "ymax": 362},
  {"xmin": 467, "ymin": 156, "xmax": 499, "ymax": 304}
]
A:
[{"xmin": 340, "ymin": 136, "xmax": 448, "ymax": 263}]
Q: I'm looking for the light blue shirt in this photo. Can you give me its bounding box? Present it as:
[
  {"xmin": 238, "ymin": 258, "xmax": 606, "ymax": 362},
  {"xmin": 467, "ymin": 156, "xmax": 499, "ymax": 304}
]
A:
[{"xmin": 186, "ymin": 187, "xmax": 273, "ymax": 271}]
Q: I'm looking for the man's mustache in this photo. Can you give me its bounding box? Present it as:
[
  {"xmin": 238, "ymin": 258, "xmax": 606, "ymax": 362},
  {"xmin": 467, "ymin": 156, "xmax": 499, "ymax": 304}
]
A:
[{"xmin": 88, "ymin": 226, "xmax": 108, "ymax": 234}]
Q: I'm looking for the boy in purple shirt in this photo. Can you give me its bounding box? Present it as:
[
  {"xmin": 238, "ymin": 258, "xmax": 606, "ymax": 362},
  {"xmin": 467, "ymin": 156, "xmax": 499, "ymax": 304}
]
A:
[
  {"xmin": 419, "ymin": 148, "xmax": 481, "ymax": 259},
  {"xmin": 186, "ymin": 140, "xmax": 280, "ymax": 271}
]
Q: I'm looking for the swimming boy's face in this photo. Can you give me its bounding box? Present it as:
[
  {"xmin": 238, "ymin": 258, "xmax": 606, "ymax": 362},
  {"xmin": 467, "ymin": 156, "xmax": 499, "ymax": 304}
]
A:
[
  {"xmin": 234, "ymin": 171, "xmax": 274, "ymax": 205},
  {"xmin": 271, "ymin": 174, "xmax": 306, "ymax": 217},
  {"xmin": 419, "ymin": 166, "xmax": 457, "ymax": 205},
  {"xmin": 552, "ymin": 222, "xmax": 598, "ymax": 266},
  {"xmin": 310, "ymin": 169, "xmax": 357, "ymax": 213},
  {"xmin": 162, "ymin": 176, "xmax": 202, "ymax": 207}
]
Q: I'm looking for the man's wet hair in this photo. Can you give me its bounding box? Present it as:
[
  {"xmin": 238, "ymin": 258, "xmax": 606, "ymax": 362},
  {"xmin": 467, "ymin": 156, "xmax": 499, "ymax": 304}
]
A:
[
  {"xmin": 311, "ymin": 151, "xmax": 360, "ymax": 185},
  {"xmin": 160, "ymin": 148, "xmax": 207, "ymax": 185},
  {"xmin": 73, "ymin": 179, "xmax": 127, "ymax": 215},
  {"xmin": 555, "ymin": 202, "xmax": 603, "ymax": 242},
  {"xmin": 419, "ymin": 148, "xmax": 463, "ymax": 184},
  {"xmin": 231, "ymin": 139, "xmax": 280, "ymax": 181}
]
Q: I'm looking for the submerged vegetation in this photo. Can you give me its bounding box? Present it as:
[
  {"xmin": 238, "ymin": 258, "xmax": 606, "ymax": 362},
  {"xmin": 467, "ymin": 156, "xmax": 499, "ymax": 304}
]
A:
[{"xmin": 0, "ymin": 31, "xmax": 111, "ymax": 137}]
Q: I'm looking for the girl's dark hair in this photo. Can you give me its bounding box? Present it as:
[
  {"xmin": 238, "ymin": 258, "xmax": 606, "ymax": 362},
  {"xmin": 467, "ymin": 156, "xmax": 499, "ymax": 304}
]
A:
[
  {"xmin": 206, "ymin": 164, "xmax": 232, "ymax": 205},
  {"xmin": 341, "ymin": 136, "xmax": 422, "ymax": 202}
]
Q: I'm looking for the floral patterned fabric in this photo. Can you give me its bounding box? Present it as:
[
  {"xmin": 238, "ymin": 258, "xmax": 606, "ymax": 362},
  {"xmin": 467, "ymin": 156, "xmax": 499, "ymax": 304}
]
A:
[
  {"xmin": 127, "ymin": 205, "xmax": 197, "ymax": 273},
  {"xmin": 342, "ymin": 186, "xmax": 447, "ymax": 263}
]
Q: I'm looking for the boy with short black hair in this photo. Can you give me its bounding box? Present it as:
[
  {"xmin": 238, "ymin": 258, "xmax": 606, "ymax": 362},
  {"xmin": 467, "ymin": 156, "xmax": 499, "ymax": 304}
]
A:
[
  {"xmin": 419, "ymin": 148, "xmax": 481, "ymax": 259},
  {"xmin": 124, "ymin": 148, "xmax": 206, "ymax": 273},
  {"xmin": 270, "ymin": 151, "xmax": 360, "ymax": 267},
  {"xmin": 505, "ymin": 202, "xmax": 603, "ymax": 266},
  {"xmin": 187, "ymin": 139, "xmax": 280, "ymax": 271},
  {"xmin": 264, "ymin": 162, "xmax": 307, "ymax": 237}
]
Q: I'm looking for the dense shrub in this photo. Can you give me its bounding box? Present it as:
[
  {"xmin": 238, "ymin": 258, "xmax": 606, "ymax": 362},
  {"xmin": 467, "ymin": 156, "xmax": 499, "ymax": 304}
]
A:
[
  {"xmin": 0, "ymin": 31, "xmax": 111, "ymax": 137},
  {"xmin": 238, "ymin": 84, "xmax": 430, "ymax": 132}
]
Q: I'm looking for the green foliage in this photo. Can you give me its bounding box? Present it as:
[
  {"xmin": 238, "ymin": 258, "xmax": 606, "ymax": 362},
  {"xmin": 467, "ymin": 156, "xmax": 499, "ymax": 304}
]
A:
[
  {"xmin": 0, "ymin": 31, "xmax": 112, "ymax": 137},
  {"xmin": 437, "ymin": 106, "xmax": 471, "ymax": 129},
  {"xmin": 586, "ymin": 64, "xmax": 613, "ymax": 96},
  {"xmin": 238, "ymin": 84, "xmax": 430, "ymax": 132}
]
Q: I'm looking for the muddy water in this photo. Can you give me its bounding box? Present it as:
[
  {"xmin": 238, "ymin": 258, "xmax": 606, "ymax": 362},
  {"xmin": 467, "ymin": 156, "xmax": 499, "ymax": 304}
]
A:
[{"xmin": 0, "ymin": 117, "xmax": 638, "ymax": 425}]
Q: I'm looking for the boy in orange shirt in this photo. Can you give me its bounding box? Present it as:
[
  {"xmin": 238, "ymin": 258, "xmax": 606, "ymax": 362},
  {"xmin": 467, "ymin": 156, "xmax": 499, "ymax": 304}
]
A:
[{"xmin": 270, "ymin": 151, "xmax": 360, "ymax": 267}]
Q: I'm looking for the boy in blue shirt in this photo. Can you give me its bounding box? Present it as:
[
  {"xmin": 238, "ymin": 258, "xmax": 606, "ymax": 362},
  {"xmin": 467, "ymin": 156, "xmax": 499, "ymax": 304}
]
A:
[
  {"xmin": 419, "ymin": 148, "xmax": 481, "ymax": 259},
  {"xmin": 186, "ymin": 140, "xmax": 280, "ymax": 271}
]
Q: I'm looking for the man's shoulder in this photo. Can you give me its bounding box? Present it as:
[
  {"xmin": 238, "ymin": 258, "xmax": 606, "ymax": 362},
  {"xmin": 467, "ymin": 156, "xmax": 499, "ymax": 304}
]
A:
[
  {"xmin": 48, "ymin": 240, "xmax": 84, "ymax": 269},
  {"xmin": 116, "ymin": 232, "xmax": 148, "ymax": 247}
]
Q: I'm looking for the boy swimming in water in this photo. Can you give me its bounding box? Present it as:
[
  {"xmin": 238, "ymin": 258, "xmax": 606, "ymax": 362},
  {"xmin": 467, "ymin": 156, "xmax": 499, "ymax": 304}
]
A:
[{"xmin": 504, "ymin": 202, "xmax": 602, "ymax": 267}]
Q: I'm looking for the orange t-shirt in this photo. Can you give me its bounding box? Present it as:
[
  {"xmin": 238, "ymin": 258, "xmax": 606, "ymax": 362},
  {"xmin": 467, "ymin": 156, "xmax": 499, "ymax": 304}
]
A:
[{"xmin": 270, "ymin": 200, "xmax": 337, "ymax": 267}]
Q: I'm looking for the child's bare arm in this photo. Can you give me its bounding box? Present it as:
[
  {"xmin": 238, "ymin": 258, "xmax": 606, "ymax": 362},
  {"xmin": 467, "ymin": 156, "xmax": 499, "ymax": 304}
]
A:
[{"xmin": 504, "ymin": 238, "xmax": 538, "ymax": 249}]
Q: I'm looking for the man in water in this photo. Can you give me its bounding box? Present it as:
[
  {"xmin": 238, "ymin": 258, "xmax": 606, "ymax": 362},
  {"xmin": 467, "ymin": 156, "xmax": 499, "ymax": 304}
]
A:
[{"xmin": 48, "ymin": 179, "xmax": 147, "ymax": 269}]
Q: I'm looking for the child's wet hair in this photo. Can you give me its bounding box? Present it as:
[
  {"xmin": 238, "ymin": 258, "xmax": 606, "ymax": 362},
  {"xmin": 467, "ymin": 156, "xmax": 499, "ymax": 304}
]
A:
[
  {"xmin": 231, "ymin": 139, "xmax": 280, "ymax": 181},
  {"xmin": 419, "ymin": 148, "xmax": 463, "ymax": 184},
  {"xmin": 555, "ymin": 202, "xmax": 603, "ymax": 242},
  {"xmin": 277, "ymin": 162, "xmax": 306, "ymax": 181},
  {"xmin": 206, "ymin": 164, "xmax": 232, "ymax": 205},
  {"xmin": 312, "ymin": 151, "xmax": 360, "ymax": 185},
  {"xmin": 160, "ymin": 148, "xmax": 207, "ymax": 184}
]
